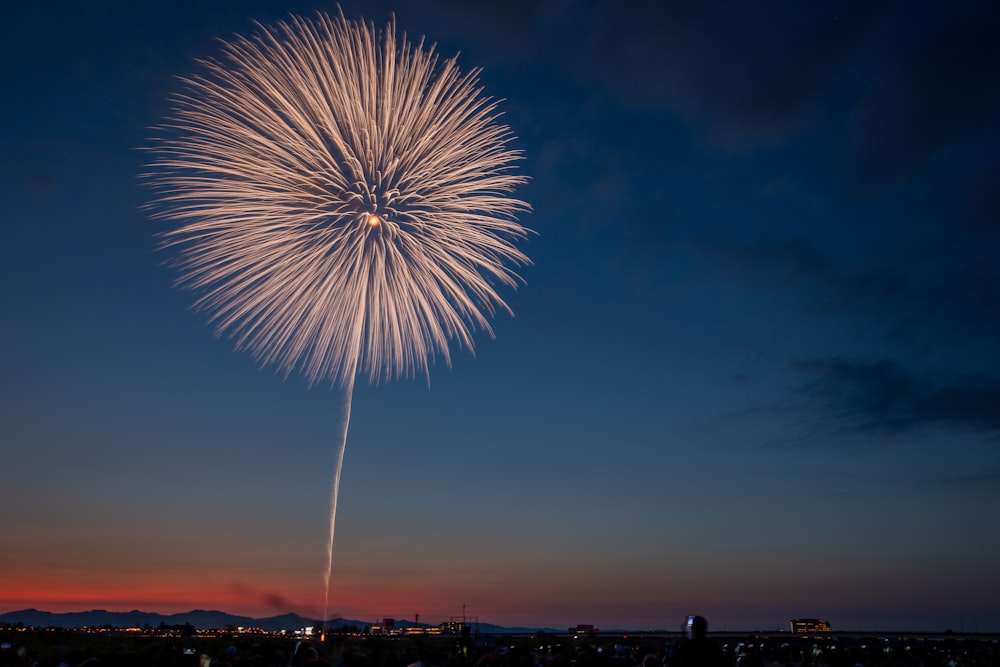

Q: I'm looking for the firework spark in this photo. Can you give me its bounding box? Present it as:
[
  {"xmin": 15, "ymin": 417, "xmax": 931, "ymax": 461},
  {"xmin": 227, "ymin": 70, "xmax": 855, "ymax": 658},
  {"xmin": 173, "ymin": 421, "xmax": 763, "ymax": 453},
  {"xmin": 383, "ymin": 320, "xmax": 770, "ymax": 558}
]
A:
[
  {"xmin": 146, "ymin": 10, "xmax": 530, "ymax": 626},
  {"xmin": 147, "ymin": 10, "xmax": 530, "ymax": 388}
]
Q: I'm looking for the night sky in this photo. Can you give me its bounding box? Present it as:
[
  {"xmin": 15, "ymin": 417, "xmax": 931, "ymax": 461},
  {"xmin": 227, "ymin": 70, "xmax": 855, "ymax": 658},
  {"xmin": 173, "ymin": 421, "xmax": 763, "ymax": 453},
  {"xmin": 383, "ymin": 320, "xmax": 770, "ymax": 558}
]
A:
[{"xmin": 3, "ymin": 0, "xmax": 1000, "ymax": 632}]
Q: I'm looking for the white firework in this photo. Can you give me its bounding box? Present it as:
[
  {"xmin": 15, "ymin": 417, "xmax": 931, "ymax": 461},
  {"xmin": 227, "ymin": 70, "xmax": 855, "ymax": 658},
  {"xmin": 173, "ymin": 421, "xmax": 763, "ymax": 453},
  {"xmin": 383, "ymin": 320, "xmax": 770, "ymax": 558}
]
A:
[{"xmin": 147, "ymin": 10, "xmax": 531, "ymax": 387}]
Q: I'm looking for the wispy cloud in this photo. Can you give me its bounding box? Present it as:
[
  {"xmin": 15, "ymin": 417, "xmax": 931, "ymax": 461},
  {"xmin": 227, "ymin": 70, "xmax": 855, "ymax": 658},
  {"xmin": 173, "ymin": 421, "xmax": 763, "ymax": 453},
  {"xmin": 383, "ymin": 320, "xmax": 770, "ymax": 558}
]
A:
[
  {"xmin": 792, "ymin": 357, "xmax": 1000, "ymax": 435},
  {"xmin": 581, "ymin": 0, "xmax": 885, "ymax": 148},
  {"xmin": 848, "ymin": 8, "xmax": 1000, "ymax": 190}
]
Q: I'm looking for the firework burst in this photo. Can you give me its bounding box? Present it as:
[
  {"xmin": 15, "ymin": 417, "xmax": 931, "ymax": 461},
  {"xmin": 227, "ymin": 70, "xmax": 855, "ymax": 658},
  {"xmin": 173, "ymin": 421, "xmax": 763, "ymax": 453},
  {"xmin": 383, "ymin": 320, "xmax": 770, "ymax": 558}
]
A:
[
  {"xmin": 146, "ymin": 9, "xmax": 530, "ymax": 626},
  {"xmin": 146, "ymin": 10, "xmax": 531, "ymax": 387}
]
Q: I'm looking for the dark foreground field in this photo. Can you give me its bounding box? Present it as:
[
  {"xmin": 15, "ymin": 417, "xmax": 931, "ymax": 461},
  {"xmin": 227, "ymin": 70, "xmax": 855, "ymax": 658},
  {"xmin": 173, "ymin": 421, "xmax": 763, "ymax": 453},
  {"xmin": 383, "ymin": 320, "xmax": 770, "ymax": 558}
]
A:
[{"xmin": 2, "ymin": 628, "xmax": 998, "ymax": 666}]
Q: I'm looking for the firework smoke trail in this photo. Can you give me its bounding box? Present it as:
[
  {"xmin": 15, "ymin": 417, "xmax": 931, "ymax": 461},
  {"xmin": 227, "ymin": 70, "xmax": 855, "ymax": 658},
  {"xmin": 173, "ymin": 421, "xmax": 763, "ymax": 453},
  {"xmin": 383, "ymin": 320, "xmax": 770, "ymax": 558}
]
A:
[
  {"xmin": 146, "ymin": 10, "xmax": 530, "ymax": 629},
  {"xmin": 324, "ymin": 371, "xmax": 354, "ymax": 631}
]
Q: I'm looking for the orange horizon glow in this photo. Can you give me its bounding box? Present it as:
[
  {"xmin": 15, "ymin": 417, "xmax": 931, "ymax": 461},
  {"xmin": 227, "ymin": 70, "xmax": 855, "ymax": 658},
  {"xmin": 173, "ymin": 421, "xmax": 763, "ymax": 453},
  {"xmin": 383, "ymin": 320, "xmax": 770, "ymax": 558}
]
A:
[
  {"xmin": 0, "ymin": 575, "xmax": 625, "ymax": 627},
  {"xmin": 0, "ymin": 572, "xmax": 509, "ymax": 623},
  {"xmin": 1, "ymin": 573, "xmax": 321, "ymax": 618}
]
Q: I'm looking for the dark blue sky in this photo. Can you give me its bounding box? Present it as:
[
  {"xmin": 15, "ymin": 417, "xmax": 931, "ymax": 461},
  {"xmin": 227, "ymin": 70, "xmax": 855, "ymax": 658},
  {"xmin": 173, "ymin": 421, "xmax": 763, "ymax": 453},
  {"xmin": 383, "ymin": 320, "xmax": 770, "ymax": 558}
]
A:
[{"xmin": 2, "ymin": 0, "xmax": 999, "ymax": 631}]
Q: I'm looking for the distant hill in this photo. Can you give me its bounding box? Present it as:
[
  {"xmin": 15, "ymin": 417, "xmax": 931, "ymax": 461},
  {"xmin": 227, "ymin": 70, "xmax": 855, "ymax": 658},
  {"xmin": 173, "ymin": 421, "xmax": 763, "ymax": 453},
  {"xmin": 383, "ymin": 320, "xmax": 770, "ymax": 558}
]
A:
[
  {"xmin": 0, "ymin": 609, "xmax": 360, "ymax": 631},
  {"xmin": 0, "ymin": 609, "xmax": 559, "ymax": 634}
]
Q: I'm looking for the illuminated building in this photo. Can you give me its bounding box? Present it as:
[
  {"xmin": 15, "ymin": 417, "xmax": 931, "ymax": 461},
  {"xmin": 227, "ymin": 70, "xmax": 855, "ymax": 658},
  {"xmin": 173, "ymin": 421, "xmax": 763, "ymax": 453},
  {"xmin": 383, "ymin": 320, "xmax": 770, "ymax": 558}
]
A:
[
  {"xmin": 569, "ymin": 624, "xmax": 599, "ymax": 634},
  {"xmin": 790, "ymin": 618, "xmax": 831, "ymax": 633}
]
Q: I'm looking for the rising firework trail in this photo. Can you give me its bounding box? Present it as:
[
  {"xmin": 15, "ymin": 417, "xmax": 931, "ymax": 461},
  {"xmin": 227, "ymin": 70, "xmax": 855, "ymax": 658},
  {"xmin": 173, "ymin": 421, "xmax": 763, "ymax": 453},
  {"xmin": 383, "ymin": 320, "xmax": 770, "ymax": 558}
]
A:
[{"xmin": 145, "ymin": 10, "xmax": 531, "ymax": 628}]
